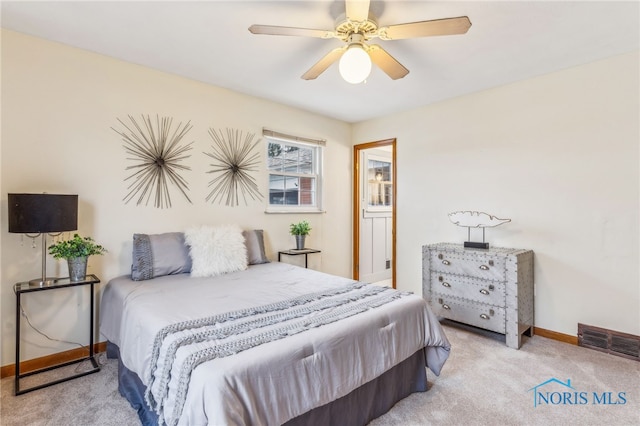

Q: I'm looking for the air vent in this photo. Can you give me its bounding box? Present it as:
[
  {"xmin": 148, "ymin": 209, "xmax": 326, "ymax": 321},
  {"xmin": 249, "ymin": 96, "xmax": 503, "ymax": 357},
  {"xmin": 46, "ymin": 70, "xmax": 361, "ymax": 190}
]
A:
[
  {"xmin": 578, "ymin": 323, "xmax": 639, "ymax": 362},
  {"xmin": 581, "ymin": 328, "xmax": 608, "ymax": 349},
  {"xmin": 612, "ymin": 335, "xmax": 640, "ymax": 358}
]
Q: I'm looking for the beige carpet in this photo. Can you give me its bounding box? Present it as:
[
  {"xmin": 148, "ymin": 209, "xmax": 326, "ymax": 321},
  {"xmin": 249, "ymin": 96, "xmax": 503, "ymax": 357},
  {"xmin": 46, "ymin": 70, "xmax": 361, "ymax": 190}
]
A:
[{"xmin": 1, "ymin": 323, "xmax": 638, "ymax": 425}]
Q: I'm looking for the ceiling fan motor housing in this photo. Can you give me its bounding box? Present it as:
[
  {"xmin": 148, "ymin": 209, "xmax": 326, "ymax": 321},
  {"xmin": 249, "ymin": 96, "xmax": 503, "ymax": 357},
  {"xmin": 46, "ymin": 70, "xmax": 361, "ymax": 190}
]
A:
[{"xmin": 335, "ymin": 12, "xmax": 379, "ymax": 41}]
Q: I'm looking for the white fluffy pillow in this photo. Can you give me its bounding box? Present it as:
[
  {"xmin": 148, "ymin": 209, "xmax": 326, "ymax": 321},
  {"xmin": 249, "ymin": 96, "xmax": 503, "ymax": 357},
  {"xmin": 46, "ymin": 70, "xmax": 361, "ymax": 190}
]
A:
[{"xmin": 184, "ymin": 224, "xmax": 248, "ymax": 277}]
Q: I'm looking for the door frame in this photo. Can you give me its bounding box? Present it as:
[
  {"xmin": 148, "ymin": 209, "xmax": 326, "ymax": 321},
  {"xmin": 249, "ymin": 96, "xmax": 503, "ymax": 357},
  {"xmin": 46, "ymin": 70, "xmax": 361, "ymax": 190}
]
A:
[{"xmin": 353, "ymin": 138, "xmax": 397, "ymax": 288}]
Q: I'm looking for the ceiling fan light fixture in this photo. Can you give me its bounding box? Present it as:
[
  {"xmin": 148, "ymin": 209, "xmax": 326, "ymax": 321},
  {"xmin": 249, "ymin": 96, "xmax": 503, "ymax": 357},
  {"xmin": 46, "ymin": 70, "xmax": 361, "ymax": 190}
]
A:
[
  {"xmin": 250, "ymin": 1, "xmax": 472, "ymax": 83},
  {"xmin": 339, "ymin": 44, "xmax": 371, "ymax": 84}
]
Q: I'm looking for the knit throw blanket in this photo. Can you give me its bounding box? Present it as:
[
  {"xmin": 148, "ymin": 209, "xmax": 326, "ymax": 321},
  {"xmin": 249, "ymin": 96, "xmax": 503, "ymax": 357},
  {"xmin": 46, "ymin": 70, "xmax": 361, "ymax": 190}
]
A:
[{"xmin": 144, "ymin": 282, "xmax": 410, "ymax": 426}]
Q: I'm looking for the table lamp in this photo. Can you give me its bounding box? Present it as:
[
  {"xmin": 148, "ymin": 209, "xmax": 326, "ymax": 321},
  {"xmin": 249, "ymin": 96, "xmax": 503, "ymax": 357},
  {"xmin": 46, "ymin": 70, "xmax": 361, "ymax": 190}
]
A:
[{"xmin": 8, "ymin": 193, "xmax": 78, "ymax": 286}]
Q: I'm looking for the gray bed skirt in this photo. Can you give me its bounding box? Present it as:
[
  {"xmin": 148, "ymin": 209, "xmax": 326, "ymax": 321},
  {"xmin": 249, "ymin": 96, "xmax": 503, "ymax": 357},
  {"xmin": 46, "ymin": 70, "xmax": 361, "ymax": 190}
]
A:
[{"xmin": 108, "ymin": 342, "xmax": 428, "ymax": 425}]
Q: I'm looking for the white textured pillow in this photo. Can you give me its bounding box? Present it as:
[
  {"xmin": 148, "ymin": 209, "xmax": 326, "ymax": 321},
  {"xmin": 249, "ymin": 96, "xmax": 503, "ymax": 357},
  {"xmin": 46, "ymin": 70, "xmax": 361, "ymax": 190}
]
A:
[{"xmin": 184, "ymin": 224, "xmax": 248, "ymax": 277}]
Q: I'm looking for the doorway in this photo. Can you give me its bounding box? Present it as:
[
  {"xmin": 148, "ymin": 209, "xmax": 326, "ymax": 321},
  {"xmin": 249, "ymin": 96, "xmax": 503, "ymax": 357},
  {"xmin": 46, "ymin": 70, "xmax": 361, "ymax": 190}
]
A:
[{"xmin": 353, "ymin": 139, "xmax": 396, "ymax": 288}]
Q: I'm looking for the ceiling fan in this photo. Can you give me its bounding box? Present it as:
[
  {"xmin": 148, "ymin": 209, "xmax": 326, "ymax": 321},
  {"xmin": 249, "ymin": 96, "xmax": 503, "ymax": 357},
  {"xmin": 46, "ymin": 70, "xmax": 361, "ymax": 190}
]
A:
[{"xmin": 249, "ymin": 0, "xmax": 471, "ymax": 84}]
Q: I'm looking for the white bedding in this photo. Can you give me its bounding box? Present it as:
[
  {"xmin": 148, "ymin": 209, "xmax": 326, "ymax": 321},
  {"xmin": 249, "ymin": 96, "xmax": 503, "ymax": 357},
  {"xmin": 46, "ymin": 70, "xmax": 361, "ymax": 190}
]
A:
[{"xmin": 100, "ymin": 262, "xmax": 450, "ymax": 426}]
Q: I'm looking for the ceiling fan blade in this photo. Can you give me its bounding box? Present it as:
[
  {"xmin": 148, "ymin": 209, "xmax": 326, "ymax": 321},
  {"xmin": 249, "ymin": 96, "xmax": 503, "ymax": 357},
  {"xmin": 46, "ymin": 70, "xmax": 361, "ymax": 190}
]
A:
[
  {"xmin": 302, "ymin": 47, "xmax": 347, "ymax": 80},
  {"xmin": 381, "ymin": 16, "xmax": 472, "ymax": 40},
  {"xmin": 367, "ymin": 45, "xmax": 409, "ymax": 80},
  {"xmin": 249, "ymin": 24, "xmax": 333, "ymax": 39},
  {"xmin": 345, "ymin": 0, "xmax": 371, "ymax": 22}
]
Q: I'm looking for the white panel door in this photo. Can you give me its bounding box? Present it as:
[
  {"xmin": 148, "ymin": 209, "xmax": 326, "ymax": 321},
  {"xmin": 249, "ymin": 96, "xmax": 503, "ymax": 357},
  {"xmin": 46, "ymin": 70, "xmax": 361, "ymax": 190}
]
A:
[{"xmin": 359, "ymin": 149, "xmax": 392, "ymax": 284}]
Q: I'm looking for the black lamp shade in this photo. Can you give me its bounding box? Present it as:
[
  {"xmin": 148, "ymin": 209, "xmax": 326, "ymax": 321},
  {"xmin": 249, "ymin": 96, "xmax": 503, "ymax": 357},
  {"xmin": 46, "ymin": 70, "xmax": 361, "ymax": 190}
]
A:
[{"xmin": 8, "ymin": 193, "xmax": 78, "ymax": 233}]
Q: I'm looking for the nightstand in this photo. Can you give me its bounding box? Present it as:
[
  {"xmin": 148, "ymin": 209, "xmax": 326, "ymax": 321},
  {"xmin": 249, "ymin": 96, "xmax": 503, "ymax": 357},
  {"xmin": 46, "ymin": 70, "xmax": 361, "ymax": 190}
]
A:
[
  {"xmin": 14, "ymin": 274, "xmax": 101, "ymax": 395},
  {"xmin": 278, "ymin": 249, "xmax": 321, "ymax": 268}
]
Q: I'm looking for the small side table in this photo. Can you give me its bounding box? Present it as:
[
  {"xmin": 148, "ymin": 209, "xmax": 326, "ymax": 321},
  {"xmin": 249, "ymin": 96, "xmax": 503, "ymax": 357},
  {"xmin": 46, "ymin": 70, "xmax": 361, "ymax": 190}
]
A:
[
  {"xmin": 14, "ymin": 274, "xmax": 101, "ymax": 395},
  {"xmin": 278, "ymin": 249, "xmax": 321, "ymax": 268}
]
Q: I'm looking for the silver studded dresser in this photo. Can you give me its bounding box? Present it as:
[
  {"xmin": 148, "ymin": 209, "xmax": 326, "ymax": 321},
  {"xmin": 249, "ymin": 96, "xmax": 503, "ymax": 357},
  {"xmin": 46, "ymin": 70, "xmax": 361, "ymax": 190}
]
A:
[{"xmin": 422, "ymin": 243, "xmax": 534, "ymax": 349}]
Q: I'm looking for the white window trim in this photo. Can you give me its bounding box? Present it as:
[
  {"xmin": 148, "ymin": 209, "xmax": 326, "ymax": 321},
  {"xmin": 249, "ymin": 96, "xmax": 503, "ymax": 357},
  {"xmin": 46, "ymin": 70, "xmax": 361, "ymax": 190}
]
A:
[{"xmin": 264, "ymin": 130, "xmax": 325, "ymax": 214}]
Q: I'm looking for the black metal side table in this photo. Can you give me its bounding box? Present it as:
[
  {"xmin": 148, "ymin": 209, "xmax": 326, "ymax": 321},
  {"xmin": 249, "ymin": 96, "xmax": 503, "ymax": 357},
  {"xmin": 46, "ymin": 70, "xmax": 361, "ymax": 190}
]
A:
[
  {"xmin": 14, "ymin": 274, "xmax": 101, "ymax": 395},
  {"xmin": 278, "ymin": 249, "xmax": 321, "ymax": 268}
]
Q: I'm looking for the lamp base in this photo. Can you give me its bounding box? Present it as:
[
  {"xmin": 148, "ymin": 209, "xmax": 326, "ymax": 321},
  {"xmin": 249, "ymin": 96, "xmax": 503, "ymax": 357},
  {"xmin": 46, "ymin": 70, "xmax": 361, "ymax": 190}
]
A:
[{"xmin": 28, "ymin": 277, "xmax": 60, "ymax": 287}]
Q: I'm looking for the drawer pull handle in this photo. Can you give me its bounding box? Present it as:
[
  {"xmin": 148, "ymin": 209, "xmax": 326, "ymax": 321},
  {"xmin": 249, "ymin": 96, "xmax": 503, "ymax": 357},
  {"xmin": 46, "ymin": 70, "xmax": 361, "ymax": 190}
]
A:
[
  {"xmin": 442, "ymin": 304, "xmax": 450, "ymax": 310},
  {"xmin": 442, "ymin": 282, "xmax": 451, "ymax": 288},
  {"xmin": 479, "ymin": 265, "xmax": 489, "ymax": 270},
  {"xmin": 479, "ymin": 288, "xmax": 490, "ymax": 295},
  {"xmin": 442, "ymin": 260, "xmax": 450, "ymax": 266},
  {"xmin": 480, "ymin": 314, "xmax": 490, "ymax": 320}
]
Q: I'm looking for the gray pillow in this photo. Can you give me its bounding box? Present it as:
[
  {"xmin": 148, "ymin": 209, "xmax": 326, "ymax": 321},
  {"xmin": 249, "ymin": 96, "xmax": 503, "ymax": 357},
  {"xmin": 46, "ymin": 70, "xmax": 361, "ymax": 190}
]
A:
[
  {"xmin": 243, "ymin": 229, "xmax": 269, "ymax": 265},
  {"xmin": 131, "ymin": 232, "xmax": 192, "ymax": 281}
]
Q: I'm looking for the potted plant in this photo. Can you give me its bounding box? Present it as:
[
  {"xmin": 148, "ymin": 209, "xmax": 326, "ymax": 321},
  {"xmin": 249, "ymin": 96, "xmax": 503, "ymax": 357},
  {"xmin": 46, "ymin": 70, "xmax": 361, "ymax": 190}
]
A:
[
  {"xmin": 289, "ymin": 220, "xmax": 312, "ymax": 250},
  {"xmin": 48, "ymin": 234, "xmax": 107, "ymax": 281}
]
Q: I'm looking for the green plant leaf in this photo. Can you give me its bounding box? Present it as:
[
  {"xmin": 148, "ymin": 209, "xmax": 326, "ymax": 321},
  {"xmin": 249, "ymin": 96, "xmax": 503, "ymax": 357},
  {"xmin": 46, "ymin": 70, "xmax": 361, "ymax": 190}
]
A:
[
  {"xmin": 48, "ymin": 234, "xmax": 107, "ymax": 259},
  {"xmin": 289, "ymin": 220, "xmax": 311, "ymax": 236}
]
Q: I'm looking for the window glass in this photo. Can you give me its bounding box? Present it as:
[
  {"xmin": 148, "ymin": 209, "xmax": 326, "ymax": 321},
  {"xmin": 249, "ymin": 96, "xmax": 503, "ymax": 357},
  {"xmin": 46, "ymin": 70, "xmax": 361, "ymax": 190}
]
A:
[
  {"xmin": 267, "ymin": 139, "xmax": 322, "ymax": 211},
  {"xmin": 368, "ymin": 158, "xmax": 392, "ymax": 208}
]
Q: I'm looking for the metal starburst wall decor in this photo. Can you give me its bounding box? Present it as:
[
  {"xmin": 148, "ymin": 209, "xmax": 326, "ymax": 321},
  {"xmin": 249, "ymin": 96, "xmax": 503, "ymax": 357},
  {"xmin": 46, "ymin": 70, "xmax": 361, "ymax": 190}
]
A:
[
  {"xmin": 112, "ymin": 115, "xmax": 194, "ymax": 208},
  {"xmin": 205, "ymin": 128, "xmax": 263, "ymax": 207}
]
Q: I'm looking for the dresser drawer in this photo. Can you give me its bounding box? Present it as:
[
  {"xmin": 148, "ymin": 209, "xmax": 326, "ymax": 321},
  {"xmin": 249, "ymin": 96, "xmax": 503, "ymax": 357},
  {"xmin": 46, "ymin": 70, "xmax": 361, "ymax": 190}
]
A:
[
  {"xmin": 430, "ymin": 297, "xmax": 506, "ymax": 334},
  {"xmin": 429, "ymin": 272, "xmax": 505, "ymax": 307},
  {"xmin": 428, "ymin": 249, "xmax": 506, "ymax": 281}
]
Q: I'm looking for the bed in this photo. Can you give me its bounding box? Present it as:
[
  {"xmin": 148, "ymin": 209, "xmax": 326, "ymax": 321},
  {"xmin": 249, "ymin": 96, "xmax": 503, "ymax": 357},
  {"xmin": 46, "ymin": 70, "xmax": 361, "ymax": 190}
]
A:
[{"xmin": 99, "ymin": 228, "xmax": 450, "ymax": 426}]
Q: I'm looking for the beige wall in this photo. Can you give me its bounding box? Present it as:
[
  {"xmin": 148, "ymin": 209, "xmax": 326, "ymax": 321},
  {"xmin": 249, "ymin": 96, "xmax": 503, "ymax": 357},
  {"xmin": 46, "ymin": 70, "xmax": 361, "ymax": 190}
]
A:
[
  {"xmin": 353, "ymin": 51, "xmax": 640, "ymax": 337},
  {"xmin": 2, "ymin": 28, "xmax": 638, "ymax": 367},
  {"xmin": 0, "ymin": 30, "xmax": 352, "ymax": 365}
]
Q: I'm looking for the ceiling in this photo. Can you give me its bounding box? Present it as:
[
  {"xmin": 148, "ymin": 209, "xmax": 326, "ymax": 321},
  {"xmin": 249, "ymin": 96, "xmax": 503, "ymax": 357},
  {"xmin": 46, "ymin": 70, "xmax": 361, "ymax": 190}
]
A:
[{"xmin": 2, "ymin": 1, "xmax": 638, "ymax": 123}]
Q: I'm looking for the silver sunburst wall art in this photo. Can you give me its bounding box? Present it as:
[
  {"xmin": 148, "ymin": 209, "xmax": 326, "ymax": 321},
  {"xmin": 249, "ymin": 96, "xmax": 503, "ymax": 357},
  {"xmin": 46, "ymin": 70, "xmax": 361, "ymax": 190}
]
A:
[
  {"xmin": 205, "ymin": 128, "xmax": 263, "ymax": 207},
  {"xmin": 112, "ymin": 114, "xmax": 194, "ymax": 209}
]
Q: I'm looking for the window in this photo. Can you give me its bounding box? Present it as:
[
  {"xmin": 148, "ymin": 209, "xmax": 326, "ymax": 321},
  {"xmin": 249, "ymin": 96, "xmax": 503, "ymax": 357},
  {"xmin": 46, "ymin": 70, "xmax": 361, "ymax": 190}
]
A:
[
  {"xmin": 364, "ymin": 152, "xmax": 392, "ymax": 213},
  {"xmin": 368, "ymin": 158, "xmax": 392, "ymax": 209},
  {"xmin": 265, "ymin": 131, "xmax": 323, "ymax": 212}
]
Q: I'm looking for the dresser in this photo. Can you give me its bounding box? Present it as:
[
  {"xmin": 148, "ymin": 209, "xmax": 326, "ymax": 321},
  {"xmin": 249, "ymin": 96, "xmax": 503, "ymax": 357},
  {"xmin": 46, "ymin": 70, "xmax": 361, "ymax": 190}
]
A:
[{"xmin": 422, "ymin": 243, "xmax": 534, "ymax": 349}]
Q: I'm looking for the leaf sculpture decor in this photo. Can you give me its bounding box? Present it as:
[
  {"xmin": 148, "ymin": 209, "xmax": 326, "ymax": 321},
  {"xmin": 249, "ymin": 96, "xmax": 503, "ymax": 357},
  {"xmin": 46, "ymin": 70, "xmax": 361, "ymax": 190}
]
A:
[
  {"xmin": 205, "ymin": 128, "xmax": 263, "ymax": 207},
  {"xmin": 448, "ymin": 210, "xmax": 512, "ymax": 249},
  {"xmin": 112, "ymin": 114, "xmax": 193, "ymax": 208},
  {"xmin": 448, "ymin": 211, "xmax": 511, "ymax": 228}
]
